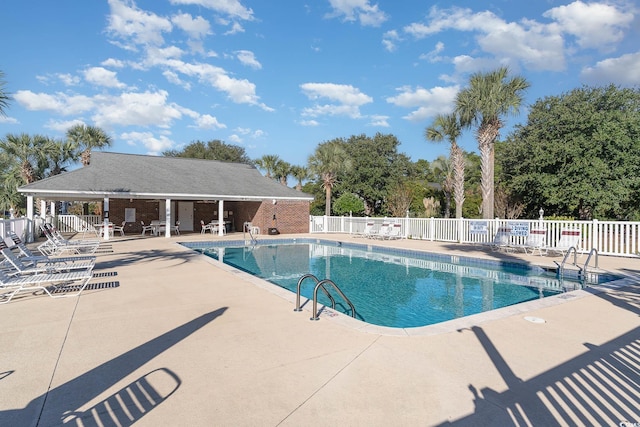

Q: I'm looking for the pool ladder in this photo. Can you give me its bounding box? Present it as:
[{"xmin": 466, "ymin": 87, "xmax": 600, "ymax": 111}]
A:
[
  {"xmin": 294, "ymin": 274, "xmax": 357, "ymax": 321},
  {"xmin": 555, "ymin": 247, "xmax": 599, "ymax": 281}
]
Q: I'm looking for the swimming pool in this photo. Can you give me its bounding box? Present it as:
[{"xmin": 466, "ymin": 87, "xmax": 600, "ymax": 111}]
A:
[{"xmin": 184, "ymin": 239, "xmax": 617, "ymax": 328}]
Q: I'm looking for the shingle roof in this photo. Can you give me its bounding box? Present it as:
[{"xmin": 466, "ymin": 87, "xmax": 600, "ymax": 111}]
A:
[{"xmin": 18, "ymin": 152, "xmax": 314, "ymax": 202}]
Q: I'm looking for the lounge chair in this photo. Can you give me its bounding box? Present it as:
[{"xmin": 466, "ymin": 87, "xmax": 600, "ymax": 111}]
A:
[
  {"xmin": 355, "ymin": 221, "xmax": 375, "ymax": 238},
  {"xmin": 0, "ymin": 268, "xmax": 93, "ymax": 304},
  {"xmin": 6, "ymin": 232, "xmax": 96, "ymax": 263},
  {"xmin": 481, "ymin": 227, "xmax": 512, "ymax": 251},
  {"xmin": 547, "ymin": 228, "xmax": 582, "ymax": 256},
  {"xmin": 38, "ymin": 224, "xmax": 101, "ymax": 256},
  {"xmin": 370, "ymin": 222, "xmax": 391, "ymax": 239},
  {"xmin": 1, "ymin": 243, "xmax": 95, "ymax": 276},
  {"xmin": 140, "ymin": 221, "xmax": 155, "ymax": 236},
  {"xmin": 509, "ymin": 229, "xmax": 547, "ymax": 255},
  {"xmin": 384, "ymin": 223, "xmax": 403, "ymax": 240},
  {"xmin": 201, "ymin": 220, "xmax": 215, "ymax": 234}
]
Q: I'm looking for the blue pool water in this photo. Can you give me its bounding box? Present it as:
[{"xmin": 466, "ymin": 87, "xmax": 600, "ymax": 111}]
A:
[{"xmin": 185, "ymin": 239, "xmax": 613, "ymax": 328}]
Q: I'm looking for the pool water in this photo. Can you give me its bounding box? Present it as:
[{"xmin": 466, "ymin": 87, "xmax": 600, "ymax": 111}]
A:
[{"xmin": 190, "ymin": 240, "xmax": 603, "ymax": 329}]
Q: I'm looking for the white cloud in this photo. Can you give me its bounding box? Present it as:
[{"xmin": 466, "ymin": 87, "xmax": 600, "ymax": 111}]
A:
[
  {"xmin": 194, "ymin": 114, "xmax": 226, "ymax": 129},
  {"xmin": 419, "ymin": 41, "xmax": 445, "ymax": 63},
  {"xmin": 326, "ymin": 0, "xmax": 388, "ymax": 27},
  {"xmin": 84, "ymin": 67, "xmax": 127, "ymax": 89},
  {"xmin": 101, "ymin": 58, "xmax": 126, "ymax": 68},
  {"xmin": 581, "ymin": 52, "xmax": 640, "ymax": 85},
  {"xmin": 236, "ymin": 50, "xmax": 262, "ymax": 69},
  {"xmin": 368, "ymin": 115, "xmax": 389, "ymax": 127},
  {"xmin": 45, "ymin": 119, "xmax": 85, "ymax": 133},
  {"xmin": 228, "ymin": 134, "xmax": 242, "ymax": 143},
  {"xmin": 92, "ymin": 90, "xmax": 182, "ymax": 128},
  {"xmin": 171, "ymin": 13, "xmax": 211, "ymax": 39},
  {"xmin": 169, "ymin": 0, "xmax": 254, "ymax": 21},
  {"xmin": 544, "ymin": 1, "xmax": 634, "ymax": 51},
  {"xmin": 300, "ymin": 119, "xmax": 319, "ymax": 126},
  {"xmin": 0, "ymin": 116, "xmax": 18, "ymax": 124},
  {"xmin": 382, "ymin": 30, "xmax": 400, "ymax": 52},
  {"xmin": 120, "ymin": 130, "xmax": 175, "ymax": 154},
  {"xmin": 107, "ymin": 0, "xmax": 172, "ymax": 48},
  {"xmin": 386, "ymin": 85, "xmax": 459, "ymax": 122},
  {"xmin": 56, "ymin": 73, "xmax": 81, "ymax": 86},
  {"xmin": 300, "ymin": 82, "xmax": 373, "ymax": 119},
  {"xmin": 14, "ymin": 90, "xmax": 92, "ymax": 114}
]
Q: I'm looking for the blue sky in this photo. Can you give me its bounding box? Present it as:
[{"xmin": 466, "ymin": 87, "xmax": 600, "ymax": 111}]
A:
[{"xmin": 1, "ymin": 0, "xmax": 638, "ymax": 168}]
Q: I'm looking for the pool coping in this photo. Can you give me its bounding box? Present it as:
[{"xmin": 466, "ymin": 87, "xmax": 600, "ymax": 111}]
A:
[{"xmin": 183, "ymin": 238, "xmax": 637, "ymax": 337}]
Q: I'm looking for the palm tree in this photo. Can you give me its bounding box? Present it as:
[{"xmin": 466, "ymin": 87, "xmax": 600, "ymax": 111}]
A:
[
  {"xmin": 66, "ymin": 124, "xmax": 112, "ymax": 166},
  {"xmin": 425, "ymin": 113, "xmax": 465, "ymax": 218},
  {"xmin": 0, "ymin": 70, "xmax": 11, "ymax": 116},
  {"xmin": 308, "ymin": 140, "xmax": 352, "ymax": 216},
  {"xmin": 254, "ymin": 154, "xmax": 280, "ymax": 179},
  {"xmin": 48, "ymin": 139, "xmax": 78, "ymax": 176},
  {"xmin": 455, "ymin": 67, "xmax": 530, "ymax": 219},
  {"xmin": 0, "ymin": 133, "xmax": 57, "ymax": 184},
  {"xmin": 290, "ymin": 165, "xmax": 309, "ymax": 191},
  {"xmin": 273, "ymin": 159, "xmax": 292, "ymax": 186},
  {"xmin": 430, "ymin": 156, "xmax": 454, "ymax": 218}
]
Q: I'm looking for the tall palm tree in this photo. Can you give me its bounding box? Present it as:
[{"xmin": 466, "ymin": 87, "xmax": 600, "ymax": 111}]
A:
[
  {"xmin": 456, "ymin": 67, "xmax": 530, "ymax": 218},
  {"xmin": 273, "ymin": 159, "xmax": 292, "ymax": 186},
  {"xmin": 290, "ymin": 165, "xmax": 309, "ymax": 191},
  {"xmin": 430, "ymin": 156, "xmax": 454, "ymax": 218},
  {"xmin": 66, "ymin": 124, "xmax": 112, "ymax": 166},
  {"xmin": 308, "ymin": 140, "xmax": 352, "ymax": 216},
  {"xmin": 0, "ymin": 133, "xmax": 56, "ymax": 184},
  {"xmin": 254, "ymin": 154, "xmax": 280, "ymax": 179},
  {"xmin": 425, "ymin": 113, "xmax": 465, "ymax": 218},
  {"xmin": 0, "ymin": 70, "xmax": 11, "ymax": 116},
  {"xmin": 48, "ymin": 139, "xmax": 78, "ymax": 176}
]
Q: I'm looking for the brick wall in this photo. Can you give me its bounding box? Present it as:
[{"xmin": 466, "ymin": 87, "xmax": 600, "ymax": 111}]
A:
[{"xmin": 104, "ymin": 199, "xmax": 309, "ymax": 235}]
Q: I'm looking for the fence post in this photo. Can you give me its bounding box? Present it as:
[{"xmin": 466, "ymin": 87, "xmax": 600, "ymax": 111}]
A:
[
  {"xmin": 592, "ymin": 218, "xmax": 599, "ymax": 253},
  {"xmin": 429, "ymin": 217, "xmax": 435, "ymax": 241},
  {"xmin": 458, "ymin": 217, "xmax": 464, "ymax": 243}
]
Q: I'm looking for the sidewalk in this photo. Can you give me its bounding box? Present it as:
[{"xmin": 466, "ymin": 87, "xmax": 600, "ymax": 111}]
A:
[{"xmin": 1, "ymin": 233, "xmax": 638, "ymax": 426}]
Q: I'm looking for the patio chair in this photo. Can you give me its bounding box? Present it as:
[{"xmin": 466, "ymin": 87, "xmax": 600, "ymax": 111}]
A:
[
  {"xmin": 112, "ymin": 221, "xmax": 126, "ymax": 236},
  {"xmin": 369, "ymin": 222, "xmax": 391, "ymax": 239},
  {"xmin": 1, "ymin": 241, "xmax": 94, "ymax": 276},
  {"xmin": 508, "ymin": 229, "xmax": 547, "ymax": 255},
  {"xmin": 547, "ymin": 228, "xmax": 582, "ymax": 256},
  {"xmin": 0, "ymin": 268, "xmax": 93, "ymax": 304},
  {"xmin": 201, "ymin": 220, "xmax": 215, "ymax": 234},
  {"xmin": 384, "ymin": 223, "xmax": 403, "ymax": 240},
  {"xmin": 5, "ymin": 232, "xmax": 96, "ymax": 264},
  {"xmin": 481, "ymin": 227, "xmax": 512, "ymax": 251},
  {"xmin": 171, "ymin": 221, "xmax": 180, "ymax": 235},
  {"xmin": 38, "ymin": 224, "xmax": 101, "ymax": 256},
  {"xmin": 354, "ymin": 221, "xmax": 375, "ymax": 238},
  {"xmin": 140, "ymin": 221, "xmax": 155, "ymax": 236}
]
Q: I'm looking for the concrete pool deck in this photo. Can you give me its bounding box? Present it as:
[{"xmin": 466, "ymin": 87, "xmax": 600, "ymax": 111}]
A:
[{"xmin": 1, "ymin": 232, "xmax": 638, "ymax": 426}]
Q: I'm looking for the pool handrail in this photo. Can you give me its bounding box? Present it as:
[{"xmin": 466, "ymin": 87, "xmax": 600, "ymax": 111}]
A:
[
  {"xmin": 294, "ymin": 273, "xmax": 336, "ymax": 312},
  {"xmin": 310, "ymin": 279, "xmax": 357, "ymax": 321}
]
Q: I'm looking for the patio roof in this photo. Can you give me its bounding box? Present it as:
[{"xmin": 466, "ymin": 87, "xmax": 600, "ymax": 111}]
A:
[{"xmin": 18, "ymin": 152, "xmax": 314, "ymax": 202}]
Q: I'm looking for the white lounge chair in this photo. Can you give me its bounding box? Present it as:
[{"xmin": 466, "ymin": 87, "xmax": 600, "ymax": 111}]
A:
[
  {"xmin": 547, "ymin": 228, "xmax": 582, "ymax": 256},
  {"xmin": 1, "ymin": 244, "xmax": 95, "ymax": 276},
  {"xmin": 384, "ymin": 223, "xmax": 403, "ymax": 240},
  {"xmin": 0, "ymin": 268, "xmax": 93, "ymax": 304},
  {"xmin": 370, "ymin": 222, "xmax": 391, "ymax": 239},
  {"xmin": 355, "ymin": 221, "xmax": 375, "ymax": 238},
  {"xmin": 5, "ymin": 232, "xmax": 96, "ymax": 264},
  {"xmin": 38, "ymin": 224, "xmax": 101, "ymax": 256},
  {"xmin": 481, "ymin": 227, "xmax": 512, "ymax": 251},
  {"xmin": 509, "ymin": 229, "xmax": 547, "ymax": 255}
]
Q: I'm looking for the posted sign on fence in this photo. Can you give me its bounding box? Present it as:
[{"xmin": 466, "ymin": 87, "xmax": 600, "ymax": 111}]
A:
[
  {"xmin": 510, "ymin": 222, "xmax": 530, "ymax": 236},
  {"xmin": 469, "ymin": 221, "xmax": 488, "ymax": 235}
]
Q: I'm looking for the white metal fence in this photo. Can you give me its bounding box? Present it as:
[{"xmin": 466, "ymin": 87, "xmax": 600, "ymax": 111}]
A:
[{"xmin": 310, "ymin": 215, "xmax": 640, "ymax": 258}]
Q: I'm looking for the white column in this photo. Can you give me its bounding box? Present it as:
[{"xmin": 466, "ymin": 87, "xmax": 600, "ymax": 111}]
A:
[
  {"xmin": 165, "ymin": 199, "xmax": 171, "ymax": 238},
  {"xmin": 26, "ymin": 195, "xmax": 34, "ymax": 242},
  {"xmin": 40, "ymin": 199, "xmax": 46, "ymax": 218},
  {"xmin": 218, "ymin": 200, "xmax": 224, "ymax": 236},
  {"xmin": 103, "ymin": 197, "xmax": 110, "ymax": 240}
]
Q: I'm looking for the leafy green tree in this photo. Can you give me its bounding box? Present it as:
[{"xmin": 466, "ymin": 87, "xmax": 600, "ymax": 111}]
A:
[
  {"xmin": 333, "ymin": 192, "xmax": 365, "ymax": 216},
  {"xmin": 500, "ymin": 85, "xmax": 640, "ymax": 220},
  {"xmin": 339, "ymin": 133, "xmax": 412, "ymax": 216},
  {"xmin": 164, "ymin": 140, "xmax": 252, "ymax": 164},
  {"xmin": 66, "ymin": 124, "xmax": 112, "ymax": 166},
  {"xmin": 425, "ymin": 113, "xmax": 465, "ymax": 218},
  {"xmin": 308, "ymin": 139, "xmax": 352, "ymax": 216},
  {"xmin": 47, "ymin": 139, "xmax": 78, "ymax": 176},
  {"xmin": 0, "ymin": 70, "xmax": 11, "ymax": 117},
  {"xmin": 456, "ymin": 67, "xmax": 530, "ymax": 218},
  {"xmin": 290, "ymin": 165, "xmax": 309, "ymax": 191},
  {"xmin": 254, "ymin": 154, "xmax": 281, "ymax": 178}
]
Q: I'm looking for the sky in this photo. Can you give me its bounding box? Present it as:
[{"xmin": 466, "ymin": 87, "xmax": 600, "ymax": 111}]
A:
[{"xmin": 1, "ymin": 0, "xmax": 638, "ymax": 169}]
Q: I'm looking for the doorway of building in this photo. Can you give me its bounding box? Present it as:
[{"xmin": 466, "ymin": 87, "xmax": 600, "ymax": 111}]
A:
[{"xmin": 178, "ymin": 202, "xmax": 194, "ymax": 231}]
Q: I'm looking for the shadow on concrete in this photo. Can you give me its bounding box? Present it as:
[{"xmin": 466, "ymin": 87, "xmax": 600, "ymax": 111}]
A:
[
  {"xmin": 0, "ymin": 308, "xmax": 227, "ymax": 426},
  {"xmin": 441, "ymin": 285, "xmax": 640, "ymax": 426}
]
